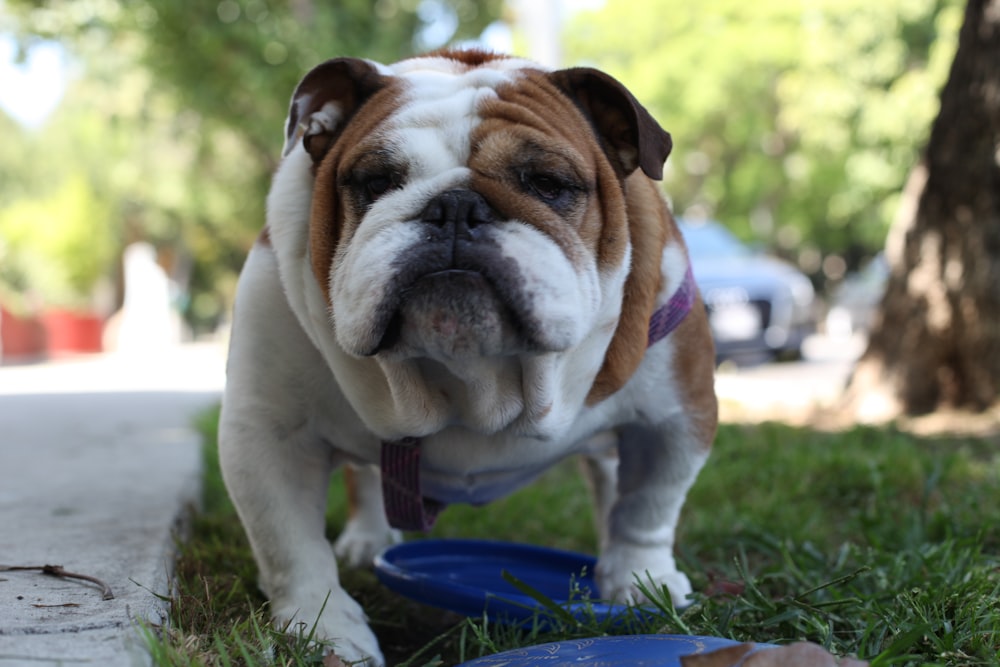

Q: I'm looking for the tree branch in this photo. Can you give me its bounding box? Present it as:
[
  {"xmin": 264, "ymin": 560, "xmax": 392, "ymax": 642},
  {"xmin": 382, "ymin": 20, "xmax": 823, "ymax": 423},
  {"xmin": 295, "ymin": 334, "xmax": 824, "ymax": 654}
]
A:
[{"xmin": 0, "ymin": 564, "xmax": 114, "ymax": 601}]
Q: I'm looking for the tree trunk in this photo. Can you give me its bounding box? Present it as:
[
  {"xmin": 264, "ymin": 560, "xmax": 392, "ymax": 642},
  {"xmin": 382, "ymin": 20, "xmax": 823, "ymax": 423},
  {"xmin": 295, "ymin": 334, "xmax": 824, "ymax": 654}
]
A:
[{"xmin": 844, "ymin": 0, "xmax": 1000, "ymax": 422}]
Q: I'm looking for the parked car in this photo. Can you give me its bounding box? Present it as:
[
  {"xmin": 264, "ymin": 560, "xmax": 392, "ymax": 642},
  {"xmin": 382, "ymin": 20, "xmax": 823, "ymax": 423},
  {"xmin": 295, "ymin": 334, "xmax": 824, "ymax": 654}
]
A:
[{"xmin": 679, "ymin": 219, "xmax": 816, "ymax": 361}]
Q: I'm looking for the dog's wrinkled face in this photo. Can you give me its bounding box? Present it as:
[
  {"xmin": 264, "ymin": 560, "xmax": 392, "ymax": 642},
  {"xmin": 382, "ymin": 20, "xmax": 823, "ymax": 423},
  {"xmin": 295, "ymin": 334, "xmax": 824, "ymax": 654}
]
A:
[
  {"xmin": 270, "ymin": 52, "xmax": 673, "ymax": 437},
  {"xmin": 333, "ymin": 109, "xmax": 599, "ymax": 362}
]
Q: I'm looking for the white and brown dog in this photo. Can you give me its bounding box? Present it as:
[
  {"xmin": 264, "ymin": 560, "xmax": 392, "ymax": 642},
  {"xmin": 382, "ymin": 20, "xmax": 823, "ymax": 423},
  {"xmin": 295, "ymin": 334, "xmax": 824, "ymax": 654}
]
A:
[{"xmin": 219, "ymin": 49, "xmax": 717, "ymax": 665}]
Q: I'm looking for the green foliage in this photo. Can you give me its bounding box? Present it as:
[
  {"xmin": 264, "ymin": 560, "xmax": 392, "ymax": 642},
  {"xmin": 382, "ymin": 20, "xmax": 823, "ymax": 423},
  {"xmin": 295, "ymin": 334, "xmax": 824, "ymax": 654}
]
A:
[
  {"xmin": 0, "ymin": 52, "xmax": 211, "ymax": 311},
  {"xmin": 0, "ymin": 0, "xmax": 969, "ymax": 318},
  {"xmin": 565, "ymin": 0, "xmax": 964, "ymax": 277},
  {"xmin": 0, "ymin": 173, "xmax": 114, "ymax": 308},
  {"xmin": 128, "ymin": 0, "xmax": 501, "ymax": 165},
  {"xmin": 161, "ymin": 412, "xmax": 1000, "ymax": 666}
]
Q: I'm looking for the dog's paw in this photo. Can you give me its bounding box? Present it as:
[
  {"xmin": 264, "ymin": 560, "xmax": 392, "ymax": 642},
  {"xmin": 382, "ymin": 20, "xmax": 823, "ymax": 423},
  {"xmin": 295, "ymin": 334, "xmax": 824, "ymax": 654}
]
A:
[
  {"xmin": 273, "ymin": 588, "xmax": 384, "ymax": 666},
  {"xmin": 595, "ymin": 542, "xmax": 693, "ymax": 608},
  {"xmin": 333, "ymin": 518, "xmax": 402, "ymax": 568}
]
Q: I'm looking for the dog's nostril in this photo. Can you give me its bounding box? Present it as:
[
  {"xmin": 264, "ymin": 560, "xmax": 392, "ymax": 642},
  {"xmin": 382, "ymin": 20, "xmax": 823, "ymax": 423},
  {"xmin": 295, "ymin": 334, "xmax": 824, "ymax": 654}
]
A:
[
  {"xmin": 421, "ymin": 198, "xmax": 446, "ymax": 225},
  {"xmin": 420, "ymin": 189, "xmax": 497, "ymax": 229},
  {"xmin": 468, "ymin": 198, "xmax": 496, "ymax": 228}
]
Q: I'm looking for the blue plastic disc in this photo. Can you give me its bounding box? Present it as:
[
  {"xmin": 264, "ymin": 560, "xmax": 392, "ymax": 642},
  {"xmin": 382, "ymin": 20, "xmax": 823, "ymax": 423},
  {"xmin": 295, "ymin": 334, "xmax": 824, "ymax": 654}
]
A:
[
  {"xmin": 456, "ymin": 634, "xmax": 773, "ymax": 666},
  {"xmin": 374, "ymin": 538, "xmax": 657, "ymax": 624}
]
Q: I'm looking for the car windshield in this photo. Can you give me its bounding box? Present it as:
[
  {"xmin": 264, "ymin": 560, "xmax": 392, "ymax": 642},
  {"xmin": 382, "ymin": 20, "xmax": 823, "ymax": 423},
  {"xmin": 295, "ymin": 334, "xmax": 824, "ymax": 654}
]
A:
[{"xmin": 680, "ymin": 221, "xmax": 751, "ymax": 260}]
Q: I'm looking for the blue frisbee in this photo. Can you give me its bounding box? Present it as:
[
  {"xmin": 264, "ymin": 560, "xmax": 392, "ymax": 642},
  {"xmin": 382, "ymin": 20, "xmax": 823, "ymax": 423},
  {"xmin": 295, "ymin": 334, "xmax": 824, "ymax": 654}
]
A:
[
  {"xmin": 374, "ymin": 538, "xmax": 659, "ymax": 625},
  {"xmin": 456, "ymin": 634, "xmax": 774, "ymax": 666}
]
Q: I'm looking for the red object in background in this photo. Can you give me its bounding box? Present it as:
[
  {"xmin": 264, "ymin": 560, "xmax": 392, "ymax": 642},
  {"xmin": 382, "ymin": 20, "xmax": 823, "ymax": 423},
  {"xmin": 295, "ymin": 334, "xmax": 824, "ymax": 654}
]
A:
[
  {"xmin": 40, "ymin": 309, "xmax": 104, "ymax": 356},
  {"xmin": 0, "ymin": 306, "xmax": 47, "ymax": 359}
]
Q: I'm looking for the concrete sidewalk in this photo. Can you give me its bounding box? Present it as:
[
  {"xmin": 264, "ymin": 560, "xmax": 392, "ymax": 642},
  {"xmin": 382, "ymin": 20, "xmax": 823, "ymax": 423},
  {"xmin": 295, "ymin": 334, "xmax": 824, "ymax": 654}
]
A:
[{"xmin": 0, "ymin": 343, "xmax": 226, "ymax": 666}]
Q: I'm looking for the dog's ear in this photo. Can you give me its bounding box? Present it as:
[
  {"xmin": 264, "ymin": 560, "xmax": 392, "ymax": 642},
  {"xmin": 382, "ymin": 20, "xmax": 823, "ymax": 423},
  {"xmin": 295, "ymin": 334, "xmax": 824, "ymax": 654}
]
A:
[
  {"xmin": 547, "ymin": 68, "xmax": 672, "ymax": 181},
  {"xmin": 283, "ymin": 58, "xmax": 386, "ymax": 161}
]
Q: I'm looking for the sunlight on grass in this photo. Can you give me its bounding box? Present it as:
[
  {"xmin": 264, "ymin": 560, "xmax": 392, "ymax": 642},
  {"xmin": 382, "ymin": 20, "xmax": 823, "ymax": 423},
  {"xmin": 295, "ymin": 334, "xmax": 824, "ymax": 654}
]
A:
[{"xmin": 147, "ymin": 407, "xmax": 1000, "ymax": 666}]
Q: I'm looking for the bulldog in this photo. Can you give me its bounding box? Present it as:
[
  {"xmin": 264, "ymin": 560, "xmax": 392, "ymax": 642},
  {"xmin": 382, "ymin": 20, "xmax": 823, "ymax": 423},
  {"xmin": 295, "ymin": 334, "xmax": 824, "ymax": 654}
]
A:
[{"xmin": 219, "ymin": 49, "xmax": 717, "ymax": 665}]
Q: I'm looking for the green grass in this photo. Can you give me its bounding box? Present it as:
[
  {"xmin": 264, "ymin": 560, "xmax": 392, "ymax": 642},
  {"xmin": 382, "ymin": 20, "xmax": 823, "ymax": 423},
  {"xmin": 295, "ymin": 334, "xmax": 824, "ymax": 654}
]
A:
[{"xmin": 148, "ymin": 409, "xmax": 1000, "ymax": 666}]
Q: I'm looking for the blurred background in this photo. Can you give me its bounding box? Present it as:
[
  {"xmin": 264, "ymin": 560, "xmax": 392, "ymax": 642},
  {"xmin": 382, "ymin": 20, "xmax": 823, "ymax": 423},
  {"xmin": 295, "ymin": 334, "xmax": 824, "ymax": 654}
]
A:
[{"xmin": 0, "ymin": 0, "xmax": 962, "ymax": 362}]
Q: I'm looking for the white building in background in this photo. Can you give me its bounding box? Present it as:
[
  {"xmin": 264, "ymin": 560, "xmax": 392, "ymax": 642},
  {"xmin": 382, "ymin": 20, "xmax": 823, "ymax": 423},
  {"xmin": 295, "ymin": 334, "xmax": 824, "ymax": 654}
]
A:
[{"xmin": 109, "ymin": 243, "xmax": 185, "ymax": 354}]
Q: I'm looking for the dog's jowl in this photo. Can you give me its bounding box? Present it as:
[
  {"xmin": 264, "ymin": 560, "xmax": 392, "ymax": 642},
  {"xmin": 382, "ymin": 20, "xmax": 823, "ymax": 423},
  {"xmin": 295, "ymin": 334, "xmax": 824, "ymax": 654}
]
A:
[{"xmin": 219, "ymin": 50, "xmax": 718, "ymax": 665}]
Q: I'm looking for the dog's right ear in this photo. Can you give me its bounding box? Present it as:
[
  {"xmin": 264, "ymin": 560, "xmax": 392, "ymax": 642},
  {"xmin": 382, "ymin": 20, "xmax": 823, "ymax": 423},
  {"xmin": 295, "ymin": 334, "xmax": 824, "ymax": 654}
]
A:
[{"xmin": 283, "ymin": 58, "xmax": 386, "ymax": 161}]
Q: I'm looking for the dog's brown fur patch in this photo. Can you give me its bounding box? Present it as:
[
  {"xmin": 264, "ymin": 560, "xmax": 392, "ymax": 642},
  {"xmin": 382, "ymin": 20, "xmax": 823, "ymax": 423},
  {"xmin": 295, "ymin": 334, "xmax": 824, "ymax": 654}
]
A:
[{"xmin": 587, "ymin": 174, "xmax": 670, "ymax": 404}]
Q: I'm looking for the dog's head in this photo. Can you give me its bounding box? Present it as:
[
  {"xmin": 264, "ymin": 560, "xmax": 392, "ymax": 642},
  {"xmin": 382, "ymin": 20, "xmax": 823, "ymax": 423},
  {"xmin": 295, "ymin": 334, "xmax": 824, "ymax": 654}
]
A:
[{"xmin": 267, "ymin": 51, "xmax": 677, "ymax": 437}]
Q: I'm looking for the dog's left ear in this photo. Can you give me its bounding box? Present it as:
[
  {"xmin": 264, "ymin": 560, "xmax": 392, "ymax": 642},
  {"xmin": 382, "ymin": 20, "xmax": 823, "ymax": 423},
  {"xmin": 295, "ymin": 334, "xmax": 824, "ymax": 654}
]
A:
[
  {"xmin": 283, "ymin": 58, "xmax": 387, "ymax": 161},
  {"xmin": 548, "ymin": 68, "xmax": 672, "ymax": 181}
]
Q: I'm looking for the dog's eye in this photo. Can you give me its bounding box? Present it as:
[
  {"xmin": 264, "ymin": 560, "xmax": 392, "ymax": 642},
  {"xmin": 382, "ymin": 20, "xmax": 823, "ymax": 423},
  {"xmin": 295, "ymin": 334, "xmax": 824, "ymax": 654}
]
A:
[
  {"xmin": 524, "ymin": 173, "xmax": 566, "ymax": 201},
  {"xmin": 363, "ymin": 174, "xmax": 398, "ymax": 200},
  {"xmin": 347, "ymin": 170, "xmax": 405, "ymax": 208}
]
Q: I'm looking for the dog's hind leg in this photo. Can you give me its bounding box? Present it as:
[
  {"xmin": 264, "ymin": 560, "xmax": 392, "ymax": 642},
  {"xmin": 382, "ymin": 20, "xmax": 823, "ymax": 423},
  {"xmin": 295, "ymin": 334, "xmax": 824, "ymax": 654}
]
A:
[
  {"xmin": 580, "ymin": 447, "xmax": 618, "ymax": 553},
  {"xmin": 334, "ymin": 464, "xmax": 402, "ymax": 567}
]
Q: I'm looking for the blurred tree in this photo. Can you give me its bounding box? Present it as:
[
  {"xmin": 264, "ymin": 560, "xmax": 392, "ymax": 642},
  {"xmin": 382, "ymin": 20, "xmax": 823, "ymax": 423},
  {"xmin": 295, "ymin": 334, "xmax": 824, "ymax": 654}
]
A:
[
  {"xmin": 0, "ymin": 113, "xmax": 35, "ymax": 204},
  {"xmin": 844, "ymin": 0, "xmax": 1000, "ymax": 419},
  {"xmin": 0, "ymin": 27, "xmax": 223, "ymax": 316},
  {"xmin": 0, "ymin": 174, "xmax": 115, "ymax": 309},
  {"xmin": 120, "ymin": 0, "xmax": 501, "ymax": 172},
  {"xmin": 4, "ymin": 0, "xmax": 501, "ymax": 330},
  {"xmin": 565, "ymin": 0, "xmax": 962, "ymax": 284}
]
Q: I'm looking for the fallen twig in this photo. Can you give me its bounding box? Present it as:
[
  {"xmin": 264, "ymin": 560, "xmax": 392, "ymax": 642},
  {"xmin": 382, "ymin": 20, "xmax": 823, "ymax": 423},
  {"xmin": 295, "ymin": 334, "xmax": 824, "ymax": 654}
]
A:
[{"xmin": 0, "ymin": 564, "xmax": 114, "ymax": 601}]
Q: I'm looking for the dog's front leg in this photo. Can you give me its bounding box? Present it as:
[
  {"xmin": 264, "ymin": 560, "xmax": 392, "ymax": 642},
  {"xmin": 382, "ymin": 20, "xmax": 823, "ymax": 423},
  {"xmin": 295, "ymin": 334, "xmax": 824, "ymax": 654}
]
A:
[
  {"xmin": 219, "ymin": 419, "xmax": 383, "ymax": 665},
  {"xmin": 594, "ymin": 422, "xmax": 709, "ymax": 609}
]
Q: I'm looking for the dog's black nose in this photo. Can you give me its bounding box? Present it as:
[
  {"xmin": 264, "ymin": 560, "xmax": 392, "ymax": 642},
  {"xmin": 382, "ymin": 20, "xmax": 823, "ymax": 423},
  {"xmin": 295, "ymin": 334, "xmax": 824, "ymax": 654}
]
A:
[{"xmin": 420, "ymin": 189, "xmax": 498, "ymax": 236}]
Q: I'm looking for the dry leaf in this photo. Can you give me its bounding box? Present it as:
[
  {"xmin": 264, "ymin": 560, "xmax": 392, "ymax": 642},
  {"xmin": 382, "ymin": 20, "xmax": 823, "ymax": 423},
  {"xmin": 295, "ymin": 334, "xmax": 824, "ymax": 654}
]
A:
[
  {"xmin": 322, "ymin": 653, "xmax": 349, "ymax": 667},
  {"xmin": 703, "ymin": 578, "xmax": 747, "ymax": 598},
  {"xmin": 681, "ymin": 643, "xmax": 756, "ymax": 666},
  {"xmin": 681, "ymin": 641, "xmax": 869, "ymax": 667}
]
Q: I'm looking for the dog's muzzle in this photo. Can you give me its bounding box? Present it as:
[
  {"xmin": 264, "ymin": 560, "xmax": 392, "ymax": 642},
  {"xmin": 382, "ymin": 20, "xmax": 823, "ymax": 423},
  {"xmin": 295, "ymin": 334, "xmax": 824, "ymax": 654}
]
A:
[{"xmin": 373, "ymin": 189, "xmax": 537, "ymax": 358}]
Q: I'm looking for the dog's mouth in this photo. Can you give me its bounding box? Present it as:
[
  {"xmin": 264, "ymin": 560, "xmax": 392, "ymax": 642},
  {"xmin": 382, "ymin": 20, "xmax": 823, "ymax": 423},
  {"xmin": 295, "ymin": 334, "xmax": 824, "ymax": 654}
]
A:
[{"xmin": 372, "ymin": 268, "xmax": 534, "ymax": 359}]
